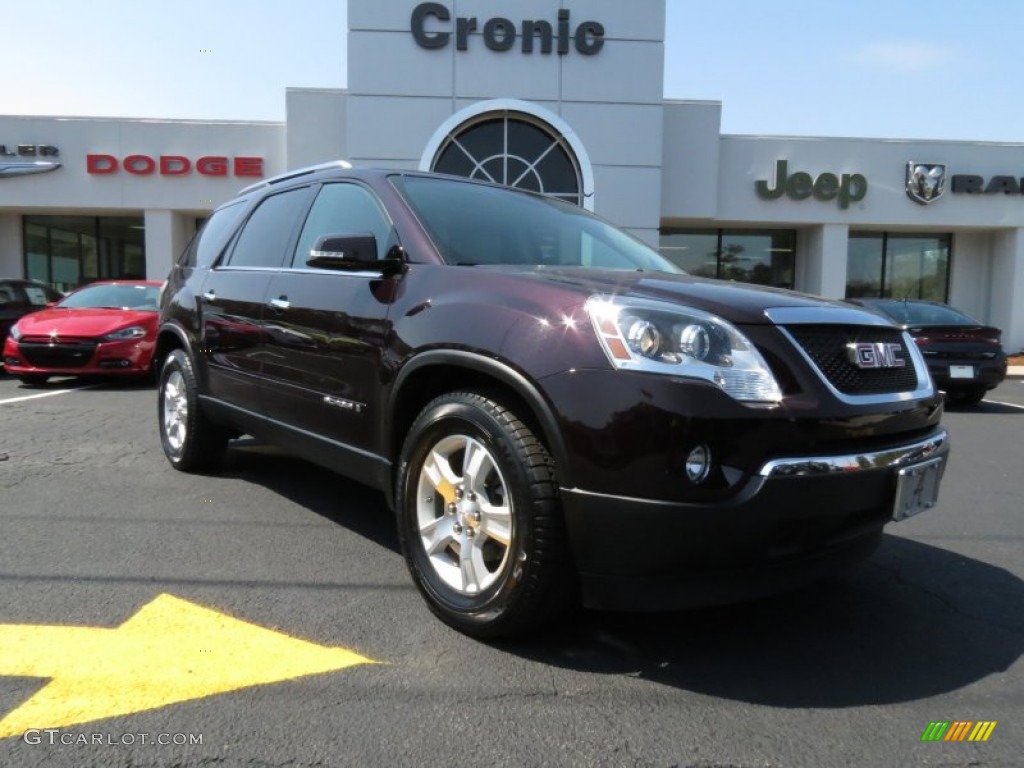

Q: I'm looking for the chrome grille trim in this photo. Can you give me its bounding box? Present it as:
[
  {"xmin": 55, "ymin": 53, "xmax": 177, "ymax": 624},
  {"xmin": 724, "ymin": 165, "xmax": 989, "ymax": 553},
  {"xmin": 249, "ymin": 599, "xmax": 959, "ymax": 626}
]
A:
[
  {"xmin": 765, "ymin": 306, "xmax": 935, "ymax": 405},
  {"xmin": 759, "ymin": 429, "xmax": 948, "ymax": 477}
]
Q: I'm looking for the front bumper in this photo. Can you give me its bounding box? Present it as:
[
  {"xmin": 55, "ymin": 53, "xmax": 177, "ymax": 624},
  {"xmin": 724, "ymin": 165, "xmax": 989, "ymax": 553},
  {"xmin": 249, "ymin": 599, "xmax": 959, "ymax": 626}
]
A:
[
  {"xmin": 2, "ymin": 335, "xmax": 155, "ymax": 377},
  {"xmin": 562, "ymin": 429, "xmax": 949, "ymax": 611}
]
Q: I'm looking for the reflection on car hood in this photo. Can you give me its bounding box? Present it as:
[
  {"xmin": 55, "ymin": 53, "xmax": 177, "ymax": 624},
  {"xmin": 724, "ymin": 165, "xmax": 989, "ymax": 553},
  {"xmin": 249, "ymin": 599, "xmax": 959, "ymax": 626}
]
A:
[
  {"xmin": 489, "ymin": 266, "xmax": 853, "ymax": 325},
  {"xmin": 13, "ymin": 307, "xmax": 157, "ymax": 337}
]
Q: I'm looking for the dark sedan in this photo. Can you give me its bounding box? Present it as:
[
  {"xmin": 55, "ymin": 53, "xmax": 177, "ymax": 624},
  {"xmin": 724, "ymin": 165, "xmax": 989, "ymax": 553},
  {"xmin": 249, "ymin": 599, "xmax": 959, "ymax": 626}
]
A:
[
  {"xmin": 0, "ymin": 279, "xmax": 64, "ymax": 362},
  {"xmin": 848, "ymin": 298, "xmax": 1007, "ymax": 405}
]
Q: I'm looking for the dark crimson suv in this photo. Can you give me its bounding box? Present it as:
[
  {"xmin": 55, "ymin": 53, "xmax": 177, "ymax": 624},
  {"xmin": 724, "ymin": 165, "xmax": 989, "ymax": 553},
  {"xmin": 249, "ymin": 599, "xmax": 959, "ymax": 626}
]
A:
[{"xmin": 157, "ymin": 162, "xmax": 949, "ymax": 637}]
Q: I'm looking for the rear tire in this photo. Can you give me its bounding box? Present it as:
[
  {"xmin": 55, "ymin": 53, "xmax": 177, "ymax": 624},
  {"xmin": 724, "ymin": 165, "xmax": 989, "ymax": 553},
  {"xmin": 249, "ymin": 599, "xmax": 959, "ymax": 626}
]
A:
[
  {"xmin": 396, "ymin": 391, "xmax": 575, "ymax": 638},
  {"xmin": 158, "ymin": 349, "xmax": 228, "ymax": 472}
]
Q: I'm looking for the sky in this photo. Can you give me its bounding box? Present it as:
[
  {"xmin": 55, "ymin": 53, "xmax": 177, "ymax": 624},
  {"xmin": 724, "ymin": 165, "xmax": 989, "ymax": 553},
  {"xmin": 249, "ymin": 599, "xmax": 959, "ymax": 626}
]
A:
[{"xmin": 4, "ymin": 0, "xmax": 1024, "ymax": 143}]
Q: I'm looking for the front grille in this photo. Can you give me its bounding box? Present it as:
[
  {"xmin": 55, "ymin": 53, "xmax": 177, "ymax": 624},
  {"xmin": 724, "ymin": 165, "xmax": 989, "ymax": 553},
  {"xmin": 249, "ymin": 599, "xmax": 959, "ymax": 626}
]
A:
[
  {"xmin": 785, "ymin": 325, "xmax": 920, "ymax": 395},
  {"xmin": 19, "ymin": 340, "xmax": 97, "ymax": 368}
]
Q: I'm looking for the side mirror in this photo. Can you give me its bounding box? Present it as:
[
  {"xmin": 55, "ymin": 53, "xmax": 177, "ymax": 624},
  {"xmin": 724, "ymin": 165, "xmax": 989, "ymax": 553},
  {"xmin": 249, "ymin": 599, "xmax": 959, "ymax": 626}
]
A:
[
  {"xmin": 306, "ymin": 234, "xmax": 406, "ymax": 276},
  {"xmin": 307, "ymin": 233, "xmax": 378, "ymax": 268}
]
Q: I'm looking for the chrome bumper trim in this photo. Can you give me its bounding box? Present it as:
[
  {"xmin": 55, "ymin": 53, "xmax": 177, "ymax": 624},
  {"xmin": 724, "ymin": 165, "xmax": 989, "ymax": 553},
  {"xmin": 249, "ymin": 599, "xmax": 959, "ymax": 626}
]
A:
[{"xmin": 758, "ymin": 429, "xmax": 949, "ymax": 478}]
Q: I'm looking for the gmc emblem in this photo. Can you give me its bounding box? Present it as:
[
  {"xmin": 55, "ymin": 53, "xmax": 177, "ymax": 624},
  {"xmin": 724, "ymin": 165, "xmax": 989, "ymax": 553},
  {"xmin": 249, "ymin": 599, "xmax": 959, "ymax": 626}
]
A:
[{"xmin": 847, "ymin": 342, "xmax": 905, "ymax": 369}]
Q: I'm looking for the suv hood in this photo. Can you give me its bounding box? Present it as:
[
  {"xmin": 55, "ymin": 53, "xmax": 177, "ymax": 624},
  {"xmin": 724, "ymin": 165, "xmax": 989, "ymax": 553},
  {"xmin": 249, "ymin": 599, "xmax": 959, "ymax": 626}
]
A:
[{"xmin": 495, "ymin": 267, "xmax": 851, "ymax": 325}]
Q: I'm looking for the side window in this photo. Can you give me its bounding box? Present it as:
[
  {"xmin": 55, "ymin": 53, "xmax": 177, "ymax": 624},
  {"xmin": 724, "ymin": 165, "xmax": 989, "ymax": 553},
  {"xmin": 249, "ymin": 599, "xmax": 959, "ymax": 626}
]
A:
[
  {"xmin": 24, "ymin": 285, "xmax": 54, "ymax": 306},
  {"xmin": 226, "ymin": 187, "xmax": 312, "ymax": 269},
  {"xmin": 292, "ymin": 183, "xmax": 396, "ymax": 268},
  {"xmin": 0, "ymin": 284, "xmax": 24, "ymax": 307},
  {"xmin": 182, "ymin": 199, "xmax": 249, "ymax": 268}
]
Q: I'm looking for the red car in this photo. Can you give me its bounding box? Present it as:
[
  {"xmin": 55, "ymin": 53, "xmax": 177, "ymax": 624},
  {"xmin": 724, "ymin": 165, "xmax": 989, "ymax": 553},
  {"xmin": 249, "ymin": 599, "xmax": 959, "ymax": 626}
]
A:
[{"xmin": 3, "ymin": 280, "xmax": 162, "ymax": 385}]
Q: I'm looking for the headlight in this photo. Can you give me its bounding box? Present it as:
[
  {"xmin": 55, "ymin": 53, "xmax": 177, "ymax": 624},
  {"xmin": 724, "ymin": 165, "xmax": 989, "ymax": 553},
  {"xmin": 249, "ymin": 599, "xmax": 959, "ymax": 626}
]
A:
[
  {"xmin": 102, "ymin": 326, "xmax": 147, "ymax": 341},
  {"xmin": 586, "ymin": 295, "xmax": 782, "ymax": 404},
  {"xmin": 9, "ymin": 325, "xmax": 21, "ymax": 341}
]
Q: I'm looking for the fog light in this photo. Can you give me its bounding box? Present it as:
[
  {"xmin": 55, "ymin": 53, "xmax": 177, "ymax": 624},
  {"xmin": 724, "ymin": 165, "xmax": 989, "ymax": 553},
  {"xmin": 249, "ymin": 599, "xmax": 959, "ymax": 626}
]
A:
[{"xmin": 685, "ymin": 444, "xmax": 712, "ymax": 484}]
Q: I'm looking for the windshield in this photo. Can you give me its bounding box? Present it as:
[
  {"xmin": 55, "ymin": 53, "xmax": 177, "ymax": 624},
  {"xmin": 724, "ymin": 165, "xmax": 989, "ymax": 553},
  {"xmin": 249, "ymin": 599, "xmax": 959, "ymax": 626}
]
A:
[
  {"xmin": 867, "ymin": 300, "xmax": 978, "ymax": 326},
  {"xmin": 392, "ymin": 175, "xmax": 680, "ymax": 273},
  {"xmin": 58, "ymin": 283, "xmax": 160, "ymax": 311}
]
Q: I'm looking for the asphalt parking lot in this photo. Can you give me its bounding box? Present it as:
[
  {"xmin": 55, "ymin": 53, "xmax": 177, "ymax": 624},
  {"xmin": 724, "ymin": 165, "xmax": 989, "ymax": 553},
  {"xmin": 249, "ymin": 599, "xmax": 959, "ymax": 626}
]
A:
[{"xmin": 0, "ymin": 373, "xmax": 1021, "ymax": 768}]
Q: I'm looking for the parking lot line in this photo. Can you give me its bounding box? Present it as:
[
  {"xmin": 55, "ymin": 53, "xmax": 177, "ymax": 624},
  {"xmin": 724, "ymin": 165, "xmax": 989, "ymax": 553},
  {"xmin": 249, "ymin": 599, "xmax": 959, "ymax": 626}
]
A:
[
  {"xmin": 983, "ymin": 398, "xmax": 1024, "ymax": 411},
  {"xmin": 0, "ymin": 385, "xmax": 98, "ymax": 405}
]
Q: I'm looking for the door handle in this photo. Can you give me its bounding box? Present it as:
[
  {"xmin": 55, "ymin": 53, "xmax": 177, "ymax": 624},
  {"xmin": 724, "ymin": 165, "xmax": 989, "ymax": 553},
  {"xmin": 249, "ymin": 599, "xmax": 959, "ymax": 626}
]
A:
[
  {"xmin": 268, "ymin": 297, "xmax": 291, "ymax": 311},
  {"xmin": 201, "ymin": 290, "xmax": 216, "ymax": 302}
]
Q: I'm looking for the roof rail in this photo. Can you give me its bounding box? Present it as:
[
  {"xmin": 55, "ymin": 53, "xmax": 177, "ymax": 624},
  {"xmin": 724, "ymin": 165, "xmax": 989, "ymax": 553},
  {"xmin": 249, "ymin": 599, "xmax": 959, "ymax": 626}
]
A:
[{"xmin": 238, "ymin": 160, "xmax": 353, "ymax": 195}]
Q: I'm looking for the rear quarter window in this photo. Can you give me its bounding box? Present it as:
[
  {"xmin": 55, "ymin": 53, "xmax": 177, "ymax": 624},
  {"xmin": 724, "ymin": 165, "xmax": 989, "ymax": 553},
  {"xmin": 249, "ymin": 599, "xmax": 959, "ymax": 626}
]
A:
[{"xmin": 181, "ymin": 199, "xmax": 250, "ymax": 269}]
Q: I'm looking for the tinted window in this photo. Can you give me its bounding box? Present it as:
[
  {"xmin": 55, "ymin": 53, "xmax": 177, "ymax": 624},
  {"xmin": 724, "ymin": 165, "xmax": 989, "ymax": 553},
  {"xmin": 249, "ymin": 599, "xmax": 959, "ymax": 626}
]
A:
[
  {"xmin": 183, "ymin": 199, "xmax": 249, "ymax": 268},
  {"xmin": 393, "ymin": 176, "xmax": 676, "ymax": 272},
  {"xmin": 292, "ymin": 184, "xmax": 396, "ymax": 268},
  {"xmin": 24, "ymin": 284, "xmax": 60, "ymax": 305},
  {"xmin": 227, "ymin": 187, "xmax": 312, "ymax": 269}
]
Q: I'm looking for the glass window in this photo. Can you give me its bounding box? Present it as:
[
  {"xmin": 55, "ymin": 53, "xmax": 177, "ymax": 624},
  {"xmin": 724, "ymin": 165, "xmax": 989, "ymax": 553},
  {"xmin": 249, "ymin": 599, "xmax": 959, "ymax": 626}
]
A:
[
  {"xmin": 226, "ymin": 187, "xmax": 312, "ymax": 269},
  {"xmin": 720, "ymin": 231, "xmax": 795, "ymax": 288},
  {"xmin": 845, "ymin": 233, "xmax": 884, "ymax": 298},
  {"xmin": 22, "ymin": 215, "xmax": 145, "ymax": 292},
  {"xmin": 24, "ymin": 284, "xmax": 59, "ymax": 305},
  {"xmin": 59, "ymin": 282, "xmax": 160, "ymax": 311},
  {"xmin": 846, "ymin": 232, "xmax": 950, "ymax": 301},
  {"xmin": 392, "ymin": 175, "xmax": 676, "ymax": 273},
  {"xmin": 0, "ymin": 283, "xmax": 25, "ymax": 308},
  {"xmin": 181, "ymin": 200, "xmax": 248, "ymax": 268},
  {"xmin": 659, "ymin": 229, "xmax": 796, "ymax": 289},
  {"xmin": 658, "ymin": 231, "xmax": 718, "ymax": 278},
  {"xmin": 292, "ymin": 183, "xmax": 396, "ymax": 268},
  {"xmin": 432, "ymin": 113, "xmax": 583, "ymax": 206}
]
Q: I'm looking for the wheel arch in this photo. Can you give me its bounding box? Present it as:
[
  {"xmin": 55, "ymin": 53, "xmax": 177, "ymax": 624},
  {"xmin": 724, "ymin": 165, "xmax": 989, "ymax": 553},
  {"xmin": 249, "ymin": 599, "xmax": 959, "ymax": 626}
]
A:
[
  {"xmin": 155, "ymin": 322, "xmax": 191, "ymax": 371},
  {"xmin": 385, "ymin": 350, "xmax": 571, "ymax": 506}
]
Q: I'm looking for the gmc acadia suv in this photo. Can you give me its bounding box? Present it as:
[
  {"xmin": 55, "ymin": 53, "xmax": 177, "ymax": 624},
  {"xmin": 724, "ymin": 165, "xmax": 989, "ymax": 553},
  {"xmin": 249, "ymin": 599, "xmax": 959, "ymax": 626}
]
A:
[{"xmin": 156, "ymin": 162, "xmax": 949, "ymax": 637}]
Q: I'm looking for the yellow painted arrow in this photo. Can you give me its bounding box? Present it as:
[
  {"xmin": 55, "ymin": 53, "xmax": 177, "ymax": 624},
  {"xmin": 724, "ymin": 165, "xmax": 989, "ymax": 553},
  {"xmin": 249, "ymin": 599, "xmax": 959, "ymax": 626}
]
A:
[{"xmin": 0, "ymin": 593, "xmax": 377, "ymax": 739}]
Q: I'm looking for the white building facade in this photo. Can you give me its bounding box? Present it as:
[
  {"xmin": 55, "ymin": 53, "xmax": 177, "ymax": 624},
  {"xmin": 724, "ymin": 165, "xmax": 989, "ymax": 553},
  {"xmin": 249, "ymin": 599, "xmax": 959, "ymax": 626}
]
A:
[{"xmin": 1, "ymin": 0, "xmax": 1022, "ymax": 351}]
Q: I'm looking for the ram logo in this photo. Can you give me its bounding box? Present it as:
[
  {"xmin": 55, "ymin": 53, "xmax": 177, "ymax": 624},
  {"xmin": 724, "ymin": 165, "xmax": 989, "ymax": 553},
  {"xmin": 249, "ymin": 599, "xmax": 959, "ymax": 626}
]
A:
[
  {"xmin": 847, "ymin": 342, "xmax": 906, "ymax": 369},
  {"xmin": 906, "ymin": 162, "xmax": 947, "ymax": 205}
]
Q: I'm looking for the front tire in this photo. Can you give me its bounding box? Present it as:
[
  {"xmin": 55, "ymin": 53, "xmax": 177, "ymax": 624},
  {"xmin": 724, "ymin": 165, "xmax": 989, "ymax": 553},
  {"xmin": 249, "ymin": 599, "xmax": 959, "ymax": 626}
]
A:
[
  {"xmin": 396, "ymin": 392, "xmax": 575, "ymax": 638},
  {"xmin": 158, "ymin": 349, "xmax": 228, "ymax": 472},
  {"xmin": 17, "ymin": 374, "xmax": 49, "ymax": 386}
]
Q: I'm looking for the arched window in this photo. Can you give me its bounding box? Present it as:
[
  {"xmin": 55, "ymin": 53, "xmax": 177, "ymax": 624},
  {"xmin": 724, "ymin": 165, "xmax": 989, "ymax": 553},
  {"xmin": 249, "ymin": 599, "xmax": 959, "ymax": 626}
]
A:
[{"xmin": 431, "ymin": 113, "xmax": 583, "ymax": 206}]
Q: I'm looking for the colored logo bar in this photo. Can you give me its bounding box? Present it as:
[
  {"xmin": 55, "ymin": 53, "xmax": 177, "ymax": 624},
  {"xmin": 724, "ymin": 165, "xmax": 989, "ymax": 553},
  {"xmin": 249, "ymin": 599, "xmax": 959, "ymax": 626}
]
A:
[{"xmin": 921, "ymin": 721, "xmax": 997, "ymax": 742}]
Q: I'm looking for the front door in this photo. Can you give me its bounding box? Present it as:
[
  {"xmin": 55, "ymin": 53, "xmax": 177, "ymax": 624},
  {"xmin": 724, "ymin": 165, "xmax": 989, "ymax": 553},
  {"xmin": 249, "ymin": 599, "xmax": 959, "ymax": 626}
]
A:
[{"xmin": 259, "ymin": 182, "xmax": 399, "ymax": 454}]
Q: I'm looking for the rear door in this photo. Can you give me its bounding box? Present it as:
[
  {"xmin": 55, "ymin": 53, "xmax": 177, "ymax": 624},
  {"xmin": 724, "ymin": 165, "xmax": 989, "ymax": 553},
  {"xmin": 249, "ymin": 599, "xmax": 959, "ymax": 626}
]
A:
[
  {"xmin": 199, "ymin": 185, "xmax": 314, "ymax": 414},
  {"xmin": 259, "ymin": 181, "xmax": 399, "ymax": 453}
]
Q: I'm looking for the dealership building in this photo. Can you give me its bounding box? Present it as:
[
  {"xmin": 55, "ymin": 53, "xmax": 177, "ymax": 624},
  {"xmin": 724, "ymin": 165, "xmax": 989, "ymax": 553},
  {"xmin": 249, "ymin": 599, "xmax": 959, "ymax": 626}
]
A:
[{"xmin": 1, "ymin": 0, "xmax": 1022, "ymax": 352}]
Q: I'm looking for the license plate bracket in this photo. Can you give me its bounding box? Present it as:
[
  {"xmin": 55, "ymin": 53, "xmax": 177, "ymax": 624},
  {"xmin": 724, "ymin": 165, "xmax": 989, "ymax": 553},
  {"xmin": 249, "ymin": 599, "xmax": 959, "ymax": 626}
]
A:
[{"xmin": 892, "ymin": 457, "xmax": 945, "ymax": 521}]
